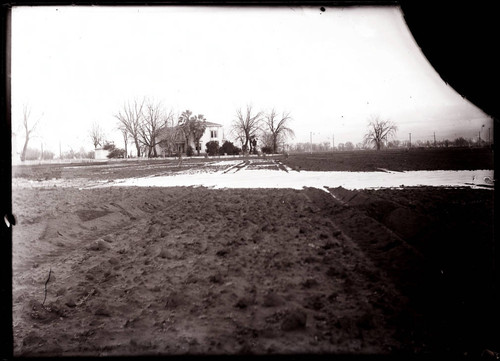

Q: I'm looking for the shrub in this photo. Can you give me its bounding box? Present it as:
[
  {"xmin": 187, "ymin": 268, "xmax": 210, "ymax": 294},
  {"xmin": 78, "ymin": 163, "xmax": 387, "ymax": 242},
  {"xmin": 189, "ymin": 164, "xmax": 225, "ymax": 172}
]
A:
[
  {"xmin": 206, "ymin": 141, "xmax": 219, "ymax": 156},
  {"xmin": 261, "ymin": 146, "xmax": 273, "ymax": 154},
  {"xmin": 103, "ymin": 141, "xmax": 115, "ymax": 151},
  {"xmin": 219, "ymin": 141, "xmax": 241, "ymax": 155},
  {"xmin": 103, "ymin": 142, "xmax": 125, "ymax": 158},
  {"xmin": 107, "ymin": 147, "xmax": 126, "ymax": 158}
]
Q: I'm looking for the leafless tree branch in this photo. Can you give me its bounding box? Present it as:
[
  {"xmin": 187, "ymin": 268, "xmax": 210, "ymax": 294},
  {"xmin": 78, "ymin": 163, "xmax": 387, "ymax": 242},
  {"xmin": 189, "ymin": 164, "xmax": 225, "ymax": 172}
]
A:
[
  {"xmin": 231, "ymin": 104, "xmax": 263, "ymax": 153},
  {"xmin": 264, "ymin": 108, "xmax": 294, "ymax": 153},
  {"xmin": 20, "ymin": 104, "xmax": 42, "ymax": 161},
  {"xmin": 363, "ymin": 115, "xmax": 398, "ymax": 150},
  {"xmin": 115, "ymin": 98, "xmax": 145, "ymax": 157}
]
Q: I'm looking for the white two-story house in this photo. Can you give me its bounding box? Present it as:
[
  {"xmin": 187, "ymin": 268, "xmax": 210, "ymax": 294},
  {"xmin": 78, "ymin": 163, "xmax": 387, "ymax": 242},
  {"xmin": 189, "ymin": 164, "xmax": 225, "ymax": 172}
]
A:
[
  {"xmin": 198, "ymin": 121, "xmax": 224, "ymax": 153},
  {"xmin": 157, "ymin": 121, "xmax": 225, "ymax": 156}
]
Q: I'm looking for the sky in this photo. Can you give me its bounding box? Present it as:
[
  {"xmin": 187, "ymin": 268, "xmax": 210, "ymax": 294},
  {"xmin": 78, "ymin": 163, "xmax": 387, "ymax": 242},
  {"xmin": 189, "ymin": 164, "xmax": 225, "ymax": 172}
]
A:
[{"xmin": 11, "ymin": 5, "xmax": 493, "ymax": 155}]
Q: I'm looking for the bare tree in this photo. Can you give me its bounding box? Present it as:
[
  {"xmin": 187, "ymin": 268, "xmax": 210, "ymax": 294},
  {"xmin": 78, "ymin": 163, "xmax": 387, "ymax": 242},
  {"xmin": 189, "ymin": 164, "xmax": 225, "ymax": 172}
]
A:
[
  {"xmin": 89, "ymin": 121, "xmax": 105, "ymax": 149},
  {"xmin": 20, "ymin": 104, "xmax": 42, "ymax": 161},
  {"xmin": 118, "ymin": 125, "xmax": 128, "ymax": 157},
  {"xmin": 363, "ymin": 116, "xmax": 398, "ymax": 150},
  {"xmin": 115, "ymin": 99, "xmax": 145, "ymax": 157},
  {"xmin": 138, "ymin": 99, "xmax": 173, "ymax": 157},
  {"xmin": 264, "ymin": 109, "xmax": 295, "ymax": 153},
  {"xmin": 231, "ymin": 105, "xmax": 263, "ymax": 153},
  {"xmin": 158, "ymin": 115, "xmax": 180, "ymax": 157},
  {"xmin": 260, "ymin": 131, "xmax": 274, "ymax": 149}
]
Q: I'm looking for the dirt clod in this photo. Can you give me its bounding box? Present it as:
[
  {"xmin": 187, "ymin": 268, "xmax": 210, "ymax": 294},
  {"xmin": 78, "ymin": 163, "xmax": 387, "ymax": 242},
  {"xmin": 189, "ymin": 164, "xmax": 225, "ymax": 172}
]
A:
[
  {"xmin": 88, "ymin": 239, "xmax": 110, "ymax": 251},
  {"xmin": 281, "ymin": 308, "xmax": 307, "ymax": 331}
]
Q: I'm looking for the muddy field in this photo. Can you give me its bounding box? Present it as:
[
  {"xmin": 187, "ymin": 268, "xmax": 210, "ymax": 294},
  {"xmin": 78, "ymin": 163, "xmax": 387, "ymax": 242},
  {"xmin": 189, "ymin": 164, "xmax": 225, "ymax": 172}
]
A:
[
  {"xmin": 282, "ymin": 147, "xmax": 494, "ymax": 172},
  {"xmin": 10, "ymin": 153, "xmax": 497, "ymax": 357}
]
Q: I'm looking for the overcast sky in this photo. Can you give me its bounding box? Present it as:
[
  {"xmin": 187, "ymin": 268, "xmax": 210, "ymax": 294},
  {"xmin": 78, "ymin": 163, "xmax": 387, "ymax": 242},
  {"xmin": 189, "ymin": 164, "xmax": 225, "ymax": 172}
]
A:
[{"xmin": 11, "ymin": 5, "xmax": 493, "ymax": 154}]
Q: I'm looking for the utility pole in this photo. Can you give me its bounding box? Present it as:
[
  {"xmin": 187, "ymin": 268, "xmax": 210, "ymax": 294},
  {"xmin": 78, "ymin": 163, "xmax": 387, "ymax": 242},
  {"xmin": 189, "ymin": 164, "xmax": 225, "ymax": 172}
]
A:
[
  {"xmin": 310, "ymin": 132, "xmax": 312, "ymax": 154},
  {"xmin": 409, "ymin": 133, "xmax": 411, "ymax": 148}
]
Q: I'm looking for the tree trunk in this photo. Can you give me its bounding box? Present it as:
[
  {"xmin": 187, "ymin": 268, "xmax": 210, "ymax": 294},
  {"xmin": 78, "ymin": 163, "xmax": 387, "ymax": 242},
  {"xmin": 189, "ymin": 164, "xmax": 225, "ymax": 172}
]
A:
[
  {"xmin": 21, "ymin": 137, "xmax": 29, "ymax": 161},
  {"xmin": 123, "ymin": 134, "xmax": 128, "ymax": 157},
  {"xmin": 272, "ymin": 136, "xmax": 278, "ymax": 154},
  {"xmin": 134, "ymin": 137, "xmax": 141, "ymax": 157},
  {"xmin": 150, "ymin": 135, "xmax": 157, "ymax": 157},
  {"xmin": 182, "ymin": 133, "xmax": 189, "ymax": 155},
  {"xmin": 195, "ymin": 140, "xmax": 201, "ymax": 156}
]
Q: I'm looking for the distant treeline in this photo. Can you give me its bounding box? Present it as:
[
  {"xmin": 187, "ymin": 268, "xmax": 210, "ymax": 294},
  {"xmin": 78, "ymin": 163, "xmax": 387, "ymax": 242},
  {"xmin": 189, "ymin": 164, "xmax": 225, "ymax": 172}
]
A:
[
  {"xmin": 19, "ymin": 136, "xmax": 491, "ymax": 161},
  {"xmin": 20, "ymin": 147, "xmax": 95, "ymax": 161},
  {"xmin": 289, "ymin": 136, "xmax": 492, "ymax": 153}
]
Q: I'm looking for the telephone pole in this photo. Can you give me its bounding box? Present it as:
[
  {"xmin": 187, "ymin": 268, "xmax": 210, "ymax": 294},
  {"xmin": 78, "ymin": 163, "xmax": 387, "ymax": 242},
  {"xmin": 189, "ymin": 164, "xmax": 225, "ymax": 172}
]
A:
[
  {"xmin": 310, "ymin": 132, "xmax": 312, "ymax": 154},
  {"xmin": 409, "ymin": 133, "xmax": 412, "ymax": 148}
]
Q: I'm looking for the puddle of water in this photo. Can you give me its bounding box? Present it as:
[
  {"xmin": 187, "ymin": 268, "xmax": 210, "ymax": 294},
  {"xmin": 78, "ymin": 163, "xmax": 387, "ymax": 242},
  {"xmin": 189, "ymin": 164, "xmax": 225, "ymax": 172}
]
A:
[{"xmin": 111, "ymin": 168, "xmax": 494, "ymax": 190}]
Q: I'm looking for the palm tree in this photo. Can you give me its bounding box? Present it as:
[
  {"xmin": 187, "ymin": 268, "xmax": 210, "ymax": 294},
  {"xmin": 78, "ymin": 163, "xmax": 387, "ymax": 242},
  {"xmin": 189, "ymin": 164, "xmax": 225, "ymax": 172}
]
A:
[
  {"xmin": 191, "ymin": 114, "xmax": 207, "ymax": 155},
  {"xmin": 178, "ymin": 110, "xmax": 207, "ymax": 155},
  {"xmin": 178, "ymin": 110, "xmax": 193, "ymax": 146}
]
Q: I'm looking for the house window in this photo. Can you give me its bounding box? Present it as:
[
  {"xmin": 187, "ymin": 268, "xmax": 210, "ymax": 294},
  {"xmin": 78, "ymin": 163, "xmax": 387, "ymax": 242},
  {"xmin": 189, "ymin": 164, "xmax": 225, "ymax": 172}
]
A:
[{"xmin": 210, "ymin": 130, "xmax": 218, "ymax": 139}]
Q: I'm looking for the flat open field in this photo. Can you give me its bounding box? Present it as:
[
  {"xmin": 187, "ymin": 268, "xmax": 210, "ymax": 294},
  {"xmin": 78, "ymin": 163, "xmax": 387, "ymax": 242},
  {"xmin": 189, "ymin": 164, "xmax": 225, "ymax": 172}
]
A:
[
  {"xmin": 11, "ymin": 148, "xmax": 496, "ymax": 357},
  {"xmin": 283, "ymin": 147, "xmax": 494, "ymax": 172}
]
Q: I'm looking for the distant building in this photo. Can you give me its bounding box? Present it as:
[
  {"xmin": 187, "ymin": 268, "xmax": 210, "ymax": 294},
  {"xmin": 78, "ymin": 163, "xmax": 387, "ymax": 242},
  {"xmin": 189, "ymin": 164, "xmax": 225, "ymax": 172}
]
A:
[
  {"xmin": 156, "ymin": 121, "xmax": 225, "ymax": 156},
  {"xmin": 199, "ymin": 121, "xmax": 224, "ymax": 152},
  {"xmin": 94, "ymin": 148, "xmax": 109, "ymax": 160}
]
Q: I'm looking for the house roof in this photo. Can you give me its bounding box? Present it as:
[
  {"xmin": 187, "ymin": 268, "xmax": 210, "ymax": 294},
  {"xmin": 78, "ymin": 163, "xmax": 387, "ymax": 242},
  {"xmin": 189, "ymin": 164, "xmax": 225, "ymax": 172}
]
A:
[
  {"xmin": 157, "ymin": 121, "xmax": 223, "ymax": 141},
  {"xmin": 157, "ymin": 125, "xmax": 182, "ymax": 141},
  {"xmin": 204, "ymin": 121, "xmax": 223, "ymax": 127}
]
